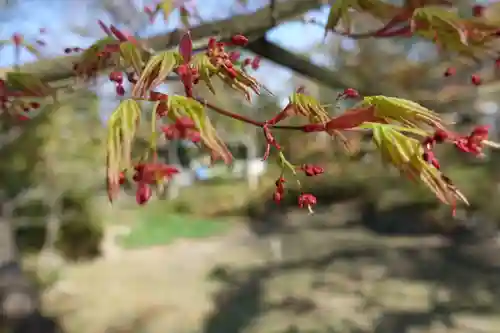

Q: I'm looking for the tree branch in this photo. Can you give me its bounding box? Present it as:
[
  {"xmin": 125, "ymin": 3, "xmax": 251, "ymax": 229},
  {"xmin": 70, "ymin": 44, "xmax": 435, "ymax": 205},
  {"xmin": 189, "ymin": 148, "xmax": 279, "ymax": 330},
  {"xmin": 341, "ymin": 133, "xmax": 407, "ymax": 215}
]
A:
[
  {"xmin": 246, "ymin": 37, "xmax": 383, "ymax": 96},
  {"xmin": 0, "ymin": 0, "xmax": 324, "ymax": 83}
]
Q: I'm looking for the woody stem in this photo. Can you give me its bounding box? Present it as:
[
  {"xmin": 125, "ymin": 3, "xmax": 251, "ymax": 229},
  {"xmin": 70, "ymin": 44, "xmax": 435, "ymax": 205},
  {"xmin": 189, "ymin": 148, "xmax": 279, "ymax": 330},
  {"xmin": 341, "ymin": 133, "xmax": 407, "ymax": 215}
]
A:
[{"xmin": 196, "ymin": 98, "xmax": 310, "ymax": 131}]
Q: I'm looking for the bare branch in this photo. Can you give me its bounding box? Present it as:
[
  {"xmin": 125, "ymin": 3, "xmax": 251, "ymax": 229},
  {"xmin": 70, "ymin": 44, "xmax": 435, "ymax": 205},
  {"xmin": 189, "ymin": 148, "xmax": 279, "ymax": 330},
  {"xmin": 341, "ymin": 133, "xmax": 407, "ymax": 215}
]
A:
[{"xmin": 246, "ymin": 37, "xmax": 383, "ymax": 95}]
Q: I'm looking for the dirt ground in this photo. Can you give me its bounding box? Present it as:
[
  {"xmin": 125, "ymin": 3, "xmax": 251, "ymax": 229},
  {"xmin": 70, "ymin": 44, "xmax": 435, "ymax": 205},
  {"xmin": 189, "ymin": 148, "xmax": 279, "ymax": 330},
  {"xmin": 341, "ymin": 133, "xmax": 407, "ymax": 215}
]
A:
[
  {"xmin": 41, "ymin": 224, "xmax": 271, "ymax": 333},
  {"xmin": 40, "ymin": 213, "xmax": 500, "ymax": 333}
]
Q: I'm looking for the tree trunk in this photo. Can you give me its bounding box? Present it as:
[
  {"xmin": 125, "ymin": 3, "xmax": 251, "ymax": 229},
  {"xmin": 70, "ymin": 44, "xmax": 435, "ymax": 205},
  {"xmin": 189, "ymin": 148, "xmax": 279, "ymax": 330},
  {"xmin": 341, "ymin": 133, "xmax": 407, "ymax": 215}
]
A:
[{"xmin": 0, "ymin": 215, "xmax": 59, "ymax": 333}]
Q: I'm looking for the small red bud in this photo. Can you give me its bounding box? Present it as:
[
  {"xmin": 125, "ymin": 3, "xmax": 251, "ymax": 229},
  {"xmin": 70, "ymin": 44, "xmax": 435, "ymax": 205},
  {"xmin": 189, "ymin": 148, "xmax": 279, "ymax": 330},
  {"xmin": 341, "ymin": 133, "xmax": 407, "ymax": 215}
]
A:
[
  {"xmin": 273, "ymin": 191, "xmax": 283, "ymax": 204},
  {"xmin": 231, "ymin": 34, "xmax": 249, "ymax": 46},
  {"xmin": 251, "ymin": 56, "xmax": 261, "ymax": 70},
  {"xmin": 471, "ymin": 74, "xmax": 481, "ymax": 86},
  {"xmin": 109, "ymin": 71, "xmax": 123, "ymax": 83},
  {"xmin": 119, "ymin": 172, "xmax": 126, "ymax": 185},
  {"xmin": 433, "ymin": 129, "xmax": 449, "ymax": 143},
  {"xmin": 116, "ymin": 84, "xmax": 125, "ymax": 96},
  {"xmin": 342, "ymin": 88, "xmax": 359, "ymax": 98},
  {"xmin": 12, "ymin": 33, "xmax": 23, "ymax": 46},
  {"xmin": 444, "ymin": 67, "xmax": 455, "ymax": 77},
  {"xmin": 228, "ymin": 51, "xmax": 240, "ymax": 62},
  {"xmin": 473, "ymin": 5, "xmax": 484, "ymax": 17},
  {"xmin": 29, "ymin": 102, "xmax": 40, "ymax": 109},
  {"xmin": 136, "ymin": 183, "xmax": 152, "ymax": 205}
]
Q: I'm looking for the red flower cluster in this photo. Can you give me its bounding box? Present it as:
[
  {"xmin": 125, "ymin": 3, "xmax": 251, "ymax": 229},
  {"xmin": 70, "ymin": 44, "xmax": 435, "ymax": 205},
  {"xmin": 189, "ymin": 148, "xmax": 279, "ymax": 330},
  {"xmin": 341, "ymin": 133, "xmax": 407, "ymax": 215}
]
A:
[
  {"xmin": 422, "ymin": 125, "xmax": 491, "ymax": 170},
  {"xmin": 109, "ymin": 71, "xmax": 126, "ymax": 96},
  {"xmin": 161, "ymin": 116, "xmax": 201, "ymax": 143},
  {"xmin": 272, "ymin": 163, "xmax": 323, "ymax": 211},
  {"xmin": 118, "ymin": 163, "xmax": 180, "ymax": 205}
]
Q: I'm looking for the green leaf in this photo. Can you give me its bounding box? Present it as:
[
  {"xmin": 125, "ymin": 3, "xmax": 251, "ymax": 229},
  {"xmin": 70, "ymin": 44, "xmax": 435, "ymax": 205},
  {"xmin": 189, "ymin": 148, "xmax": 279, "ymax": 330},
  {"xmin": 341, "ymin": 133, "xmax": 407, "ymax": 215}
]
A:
[
  {"xmin": 107, "ymin": 99, "xmax": 142, "ymax": 170},
  {"xmin": 290, "ymin": 92, "xmax": 330, "ymax": 123},
  {"xmin": 6, "ymin": 72, "xmax": 54, "ymax": 97},
  {"xmin": 361, "ymin": 122, "xmax": 468, "ymax": 207},
  {"xmin": 192, "ymin": 54, "xmax": 217, "ymax": 94},
  {"xmin": 168, "ymin": 96, "xmax": 232, "ymax": 164},
  {"xmin": 160, "ymin": 0, "xmax": 175, "ymax": 20},
  {"xmin": 132, "ymin": 51, "xmax": 180, "ymax": 98},
  {"xmin": 325, "ymin": 0, "xmax": 354, "ymax": 36},
  {"xmin": 361, "ymin": 95, "xmax": 444, "ymax": 130},
  {"xmin": 119, "ymin": 41, "xmax": 144, "ymax": 74},
  {"xmin": 21, "ymin": 42, "xmax": 41, "ymax": 58},
  {"xmin": 180, "ymin": 7, "xmax": 190, "ymax": 28},
  {"xmin": 412, "ymin": 7, "xmax": 468, "ymax": 46}
]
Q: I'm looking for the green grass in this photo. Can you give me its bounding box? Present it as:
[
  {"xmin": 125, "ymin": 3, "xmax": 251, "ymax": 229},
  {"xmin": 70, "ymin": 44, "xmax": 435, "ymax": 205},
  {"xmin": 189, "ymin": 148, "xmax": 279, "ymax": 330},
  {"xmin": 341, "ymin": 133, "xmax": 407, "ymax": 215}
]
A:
[{"xmin": 120, "ymin": 212, "xmax": 232, "ymax": 249}]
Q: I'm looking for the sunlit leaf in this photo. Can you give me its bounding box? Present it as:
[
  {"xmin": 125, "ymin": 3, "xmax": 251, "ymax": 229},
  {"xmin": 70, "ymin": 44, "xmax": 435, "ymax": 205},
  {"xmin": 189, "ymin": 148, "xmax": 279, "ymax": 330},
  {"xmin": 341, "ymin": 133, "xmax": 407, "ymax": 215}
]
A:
[
  {"xmin": 289, "ymin": 92, "xmax": 330, "ymax": 123},
  {"xmin": 119, "ymin": 41, "xmax": 144, "ymax": 74},
  {"xmin": 21, "ymin": 43, "xmax": 41, "ymax": 58},
  {"xmin": 412, "ymin": 7, "xmax": 469, "ymax": 46},
  {"xmin": 191, "ymin": 54, "xmax": 218, "ymax": 94},
  {"xmin": 325, "ymin": 0, "xmax": 401, "ymax": 36},
  {"xmin": 360, "ymin": 122, "xmax": 468, "ymax": 207},
  {"xmin": 168, "ymin": 96, "xmax": 232, "ymax": 164},
  {"xmin": 132, "ymin": 51, "xmax": 180, "ymax": 98},
  {"xmin": 106, "ymin": 99, "xmax": 142, "ymax": 202},
  {"xmin": 324, "ymin": 0, "xmax": 354, "ymax": 35},
  {"xmin": 361, "ymin": 95, "xmax": 444, "ymax": 130},
  {"xmin": 160, "ymin": 0, "xmax": 175, "ymax": 21}
]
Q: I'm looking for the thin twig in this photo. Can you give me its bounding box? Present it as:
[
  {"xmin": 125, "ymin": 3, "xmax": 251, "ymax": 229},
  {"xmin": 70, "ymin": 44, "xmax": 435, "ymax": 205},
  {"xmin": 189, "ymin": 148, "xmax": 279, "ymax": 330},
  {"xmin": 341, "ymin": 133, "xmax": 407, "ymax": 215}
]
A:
[{"xmin": 197, "ymin": 98, "xmax": 312, "ymax": 131}]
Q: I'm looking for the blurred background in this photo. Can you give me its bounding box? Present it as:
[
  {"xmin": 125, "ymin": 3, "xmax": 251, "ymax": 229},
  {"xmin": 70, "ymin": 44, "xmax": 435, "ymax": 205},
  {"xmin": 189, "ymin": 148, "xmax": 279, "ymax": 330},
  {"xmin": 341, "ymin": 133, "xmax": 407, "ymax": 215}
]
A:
[{"xmin": 1, "ymin": 0, "xmax": 500, "ymax": 332}]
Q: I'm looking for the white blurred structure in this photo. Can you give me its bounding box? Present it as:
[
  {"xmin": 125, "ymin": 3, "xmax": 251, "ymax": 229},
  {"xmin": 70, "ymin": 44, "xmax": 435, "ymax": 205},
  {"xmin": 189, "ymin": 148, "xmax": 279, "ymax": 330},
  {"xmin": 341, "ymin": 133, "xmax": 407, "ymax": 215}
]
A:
[{"xmin": 165, "ymin": 137, "xmax": 267, "ymax": 199}]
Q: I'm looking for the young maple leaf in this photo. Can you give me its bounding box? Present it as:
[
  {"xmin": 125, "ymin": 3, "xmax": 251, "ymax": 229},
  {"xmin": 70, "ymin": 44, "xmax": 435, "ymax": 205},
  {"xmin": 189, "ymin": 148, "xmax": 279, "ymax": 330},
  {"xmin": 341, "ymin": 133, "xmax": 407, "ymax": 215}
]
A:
[
  {"xmin": 132, "ymin": 51, "xmax": 180, "ymax": 98},
  {"xmin": 359, "ymin": 95, "xmax": 445, "ymax": 130},
  {"xmin": 167, "ymin": 96, "xmax": 232, "ymax": 164},
  {"xmin": 106, "ymin": 99, "xmax": 142, "ymax": 202},
  {"xmin": 360, "ymin": 122, "xmax": 468, "ymax": 211}
]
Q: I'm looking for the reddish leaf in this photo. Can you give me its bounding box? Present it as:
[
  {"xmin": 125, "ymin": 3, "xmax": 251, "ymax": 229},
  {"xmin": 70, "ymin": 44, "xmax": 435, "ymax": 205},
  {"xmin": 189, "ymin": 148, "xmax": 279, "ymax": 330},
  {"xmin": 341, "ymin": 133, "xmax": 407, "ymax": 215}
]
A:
[{"xmin": 179, "ymin": 31, "xmax": 193, "ymax": 64}]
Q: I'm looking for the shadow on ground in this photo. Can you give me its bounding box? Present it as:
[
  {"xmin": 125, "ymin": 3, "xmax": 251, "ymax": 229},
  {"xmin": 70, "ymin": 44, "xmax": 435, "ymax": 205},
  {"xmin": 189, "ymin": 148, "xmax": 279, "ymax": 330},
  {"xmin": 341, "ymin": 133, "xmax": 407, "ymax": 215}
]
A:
[{"xmin": 204, "ymin": 188, "xmax": 500, "ymax": 333}]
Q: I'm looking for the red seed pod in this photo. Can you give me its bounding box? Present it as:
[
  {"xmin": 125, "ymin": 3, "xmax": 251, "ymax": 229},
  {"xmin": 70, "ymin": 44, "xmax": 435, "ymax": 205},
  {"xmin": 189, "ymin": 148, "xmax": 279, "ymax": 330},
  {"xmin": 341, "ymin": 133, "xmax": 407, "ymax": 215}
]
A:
[
  {"xmin": 29, "ymin": 102, "xmax": 40, "ymax": 109},
  {"xmin": 444, "ymin": 67, "xmax": 455, "ymax": 77},
  {"xmin": 119, "ymin": 171, "xmax": 126, "ymax": 185},
  {"xmin": 342, "ymin": 88, "xmax": 359, "ymax": 98},
  {"xmin": 109, "ymin": 71, "xmax": 123, "ymax": 83},
  {"xmin": 273, "ymin": 191, "xmax": 283, "ymax": 204},
  {"xmin": 136, "ymin": 183, "xmax": 152, "ymax": 205},
  {"xmin": 251, "ymin": 56, "xmax": 261, "ymax": 70},
  {"xmin": 471, "ymin": 74, "xmax": 481, "ymax": 86},
  {"xmin": 127, "ymin": 72, "xmax": 138, "ymax": 83},
  {"xmin": 228, "ymin": 51, "xmax": 241, "ymax": 62},
  {"xmin": 298, "ymin": 193, "xmax": 317, "ymax": 209},
  {"xmin": 189, "ymin": 131, "xmax": 201, "ymax": 143},
  {"xmin": 12, "ymin": 33, "xmax": 23, "ymax": 46},
  {"xmin": 116, "ymin": 84, "xmax": 125, "ymax": 96},
  {"xmin": 208, "ymin": 37, "xmax": 217, "ymax": 50},
  {"xmin": 231, "ymin": 34, "xmax": 249, "ymax": 46},
  {"xmin": 161, "ymin": 125, "xmax": 178, "ymax": 140},
  {"xmin": 433, "ymin": 129, "xmax": 449, "ymax": 143}
]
